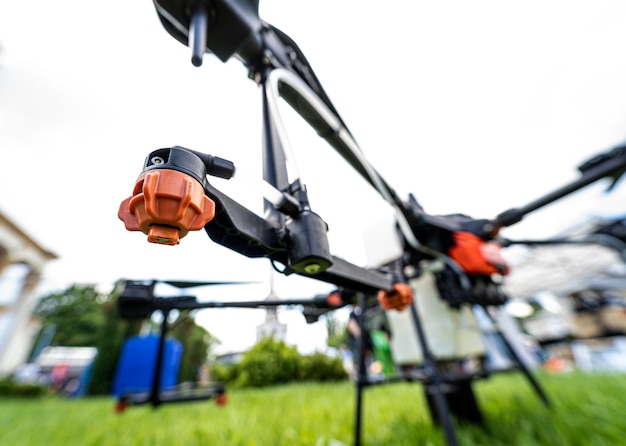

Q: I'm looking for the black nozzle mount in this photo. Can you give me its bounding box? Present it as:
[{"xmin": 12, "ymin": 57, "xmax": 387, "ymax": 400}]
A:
[{"xmin": 142, "ymin": 146, "xmax": 236, "ymax": 185}]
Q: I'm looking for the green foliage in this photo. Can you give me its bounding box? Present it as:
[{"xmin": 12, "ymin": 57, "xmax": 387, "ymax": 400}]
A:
[
  {"xmin": 169, "ymin": 311, "xmax": 219, "ymax": 383},
  {"xmin": 299, "ymin": 352, "xmax": 346, "ymax": 382},
  {"xmin": 88, "ymin": 299, "xmax": 142, "ymax": 395},
  {"xmin": 32, "ymin": 283, "xmax": 144, "ymax": 395},
  {"xmin": 236, "ymin": 337, "xmax": 301, "ymax": 387},
  {"xmin": 0, "ymin": 377, "xmax": 46, "ymax": 397},
  {"xmin": 5, "ymin": 373, "xmax": 626, "ymax": 445},
  {"xmin": 326, "ymin": 330, "xmax": 349, "ymax": 350},
  {"xmin": 324, "ymin": 312, "xmax": 348, "ymax": 348},
  {"xmin": 31, "ymin": 283, "xmax": 217, "ymax": 395},
  {"xmin": 216, "ymin": 337, "xmax": 347, "ymax": 387},
  {"xmin": 209, "ymin": 361, "xmax": 238, "ymax": 383},
  {"xmin": 33, "ymin": 285, "xmax": 106, "ymax": 347},
  {"xmin": 325, "ymin": 313, "xmax": 349, "ymax": 349}
]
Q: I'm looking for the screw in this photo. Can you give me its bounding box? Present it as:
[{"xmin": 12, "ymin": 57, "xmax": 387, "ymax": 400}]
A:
[
  {"xmin": 151, "ymin": 156, "xmax": 165, "ymax": 165},
  {"xmin": 482, "ymin": 222, "xmax": 496, "ymax": 236}
]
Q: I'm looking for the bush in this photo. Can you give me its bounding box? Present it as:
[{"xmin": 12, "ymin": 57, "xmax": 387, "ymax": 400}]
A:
[
  {"xmin": 299, "ymin": 352, "xmax": 347, "ymax": 382},
  {"xmin": 236, "ymin": 338, "xmax": 301, "ymax": 387},
  {"xmin": 0, "ymin": 378, "xmax": 47, "ymax": 397},
  {"xmin": 210, "ymin": 362, "xmax": 238, "ymax": 384},
  {"xmin": 213, "ymin": 338, "xmax": 348, "ymax": 387}
]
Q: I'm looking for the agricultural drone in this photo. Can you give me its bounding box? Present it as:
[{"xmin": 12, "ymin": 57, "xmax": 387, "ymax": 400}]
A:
[{"xmin": 116, "ymin": 1, "xmax": 626, "ymax": 445}]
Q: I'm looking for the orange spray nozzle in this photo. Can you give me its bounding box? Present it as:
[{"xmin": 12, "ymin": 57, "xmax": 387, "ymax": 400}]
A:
[{"xmin": 118, "ymin": 169, "xmax": 216, "ymax": 245}]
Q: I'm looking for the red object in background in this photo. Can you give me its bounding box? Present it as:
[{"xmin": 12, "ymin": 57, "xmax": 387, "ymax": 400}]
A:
[
  {"xmin": 215, "ymin": 393, "xmax": 228, "ymax": 406},
  {"xmin": 114, "ymin": 400, "xmax": 129, "ymax": 413},
  {"xmin": 50, "ymin": 363, "xmax": 69, "ymax": 393}
]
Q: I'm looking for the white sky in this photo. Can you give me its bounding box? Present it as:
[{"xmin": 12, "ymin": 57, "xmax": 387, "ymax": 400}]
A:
[{"xmin": 2, "ymin": 0, "xmax": 626, "ymax": 353}]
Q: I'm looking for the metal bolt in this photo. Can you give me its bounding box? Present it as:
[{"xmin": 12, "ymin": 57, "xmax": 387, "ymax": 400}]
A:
[
  {"xmin": 151, "ymin": 156, "xmax": 165, "ymax": 165},
  {"xmin": 482, "ymin": 222, "xmax": 495, "ymax": 235}
]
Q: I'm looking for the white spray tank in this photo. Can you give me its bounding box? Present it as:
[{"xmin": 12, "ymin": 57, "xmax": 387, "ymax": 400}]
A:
[{"xmin": 363, "ymin": 209, "xmax": 486, "ymax": 364}]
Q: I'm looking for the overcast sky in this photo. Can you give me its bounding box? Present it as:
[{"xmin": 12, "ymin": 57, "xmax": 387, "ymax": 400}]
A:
[{"xmin": 2, "ymin": 1, "xmax": 626, "ymax": 353}]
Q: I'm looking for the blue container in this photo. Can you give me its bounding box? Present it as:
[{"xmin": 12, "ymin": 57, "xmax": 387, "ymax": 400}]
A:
[{"xmin": 111, "ymin": 335, "xmax": 183, "ymax": 396}]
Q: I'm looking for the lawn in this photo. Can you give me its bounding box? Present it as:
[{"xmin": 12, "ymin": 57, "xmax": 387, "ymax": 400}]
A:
[{"xmin": 2, "ymin": 371, "xmax": 625, "ymax": 445}]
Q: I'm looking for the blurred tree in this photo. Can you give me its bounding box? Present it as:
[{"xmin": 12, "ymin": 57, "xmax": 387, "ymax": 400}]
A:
[
  {"xmin": 33, "ymin": 285, "xmax": 106, "ymax": 347},
  {"xmin": 32, "ymin": 284, "xmax": 142, "ymax": 394},
  {"xmin": 169, "ymin": 310, "xmax": 220, "ymax": 383},
  {"xmin": 32, "ymin": 283, "xmax": 219, "ymax": 393},
  {"xmin": 325, "ymin": 312, "xmax": 348, "ymax": 349},
  {"xmin": 236, "ymin": 337, "xmax": 301, "ymax": 387},
  {"xmin": 88, "ymin": 297, "xmax": 142, "ymax": 394}
]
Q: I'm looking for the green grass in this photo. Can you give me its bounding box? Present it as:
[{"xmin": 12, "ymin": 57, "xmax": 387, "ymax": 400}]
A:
[{"xmin": 2, "ymin": 371, "xmax": 626, "ymax": 445}]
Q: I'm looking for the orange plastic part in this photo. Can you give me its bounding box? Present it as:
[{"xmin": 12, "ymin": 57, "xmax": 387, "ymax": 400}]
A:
[
  {"xmin": 326, "ymin": 291, "xmax": 344, "ymax": 307},
  {"xmin": 215, "ymin": 393, "xmax": 228, "ymax": 406},
  {"xmin": 114, "ymin": 400, "xmax": 129, "ymax": 413},
  {"xmin": 448, "ymin": 231, "xmax": 509, "ymax": 275},
  {"xmin": 118, "ymin": 169, "xmax": 216, "ymax": 245},
  {"xmin": 377, "ymin": 282, "xmax": 414, "ymax": 312}
]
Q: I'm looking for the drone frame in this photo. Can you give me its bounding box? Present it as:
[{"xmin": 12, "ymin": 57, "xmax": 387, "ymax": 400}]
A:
[
  {"xmin": 117, "ymin": 1, "xmax": 626, "ymax": 444},
  {"xmin": 113, "ymin": 279, "xmax": 349, "ymax": 411}
]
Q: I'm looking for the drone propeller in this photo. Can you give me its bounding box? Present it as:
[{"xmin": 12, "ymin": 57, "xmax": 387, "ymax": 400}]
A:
[{"xmin": 160, "ymin": 279, "xmax": 258, "ymax": 289}]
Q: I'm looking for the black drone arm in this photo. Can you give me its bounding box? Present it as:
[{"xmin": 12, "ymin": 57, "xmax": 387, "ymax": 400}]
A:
[
  {"xmin": 494, "ymin": 143, "xmax": 626, "ymax": 229},
  {"xmin": 116, "ymin": 279, "xmax": 355, "ymax": 322},
  {"xmin": 152, "ymin": 0, "xmax": 346, "ymax": 124},
  {"xmin": 400, "ymin": 142, "xmax": 626, "ymax": 246},
  {"xmin": 153, "ymin": 0, "xmax": 265, "ymax": 64},
  {"xmin": 203, "ymin": 179, "xmax": 394, "ymax": 293}
]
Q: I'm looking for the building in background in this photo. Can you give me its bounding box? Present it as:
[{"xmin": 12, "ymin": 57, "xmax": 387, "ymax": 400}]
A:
[
  {"xmin": 256, "ymin": 271, "xmax": 287, "ymax": 342},
  {"xmin": 0, "ymin": 210, "xmax": 57, "ymax": 377},
  {"xmin": 503, "ymin": 214, "xmax": 626, "ymax": 371}
]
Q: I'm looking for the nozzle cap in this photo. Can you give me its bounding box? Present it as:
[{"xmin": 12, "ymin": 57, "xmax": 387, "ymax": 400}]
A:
[
  {"xmin": 147, "ymin": 225, "xmax": 180, "ymax": 245},
  {"xmin": 118, "ymin": 169, "xmax": 215, "ymax": 245}
]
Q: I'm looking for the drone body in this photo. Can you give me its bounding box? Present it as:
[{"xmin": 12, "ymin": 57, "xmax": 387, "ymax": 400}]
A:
[{"xmin": 115, "ymin": 1, "xmax": 626, "ymax": 445}]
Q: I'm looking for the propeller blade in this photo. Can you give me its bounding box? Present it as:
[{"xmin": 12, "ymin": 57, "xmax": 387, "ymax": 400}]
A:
[{"xmin": 161, "ymin": 280, "xmax": 258, "ymax": 289}]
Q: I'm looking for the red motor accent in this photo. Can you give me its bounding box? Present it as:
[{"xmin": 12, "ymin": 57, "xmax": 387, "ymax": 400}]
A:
[{"xmin": 448, "ymin": 231, "xmax": 509, "ymax": 275}]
